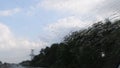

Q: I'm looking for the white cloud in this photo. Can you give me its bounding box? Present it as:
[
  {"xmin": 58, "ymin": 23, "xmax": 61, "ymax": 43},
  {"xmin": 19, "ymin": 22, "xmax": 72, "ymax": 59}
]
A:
[
  {"xmin": 94, "ymin": 0, "xmax": 120, "ymax": 21},
  {"xmin": 40, "ymin": 16, "xmax": 93, "ymax": 44},
  {"xmin": 35, "ymin": 0, "xmax": 120, "ymax": 45},
  {"xmin": 40, "ymin": 0, "xmax": 105, "ymax": 13},
  {"xmin": 0, "ymin": 8, "xmax": 21, "ymax": 16},
  {"xmin": 38, "ymin": 0, "xmax": 120, "ymax": 20},
  {"xmin": 0, "ymin": 23, "xmax": 47, "ymax": 63}
]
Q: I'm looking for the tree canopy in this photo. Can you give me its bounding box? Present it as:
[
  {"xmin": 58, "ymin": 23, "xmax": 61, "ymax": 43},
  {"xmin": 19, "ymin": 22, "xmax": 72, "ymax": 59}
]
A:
[{"xmin": 30, "ymin": 20, "xmax": 120, "ymax": 68}]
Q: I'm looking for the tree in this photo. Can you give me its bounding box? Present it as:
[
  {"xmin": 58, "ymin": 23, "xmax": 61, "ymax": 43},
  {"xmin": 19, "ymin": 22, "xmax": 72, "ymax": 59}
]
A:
[{"xmin": 30, "ymin": 20, "xmax": 120, "ymax": 68}]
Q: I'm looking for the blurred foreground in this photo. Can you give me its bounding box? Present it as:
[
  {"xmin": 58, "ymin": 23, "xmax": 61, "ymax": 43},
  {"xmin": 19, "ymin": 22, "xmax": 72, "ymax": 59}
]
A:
[{"xmin": 0, "ymin": 63, "xmax": 42, "ymax": 68}]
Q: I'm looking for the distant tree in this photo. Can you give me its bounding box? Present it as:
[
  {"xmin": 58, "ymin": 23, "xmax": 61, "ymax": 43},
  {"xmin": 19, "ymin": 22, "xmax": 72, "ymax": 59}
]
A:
[{"xmin": 20, "ymin": 60, "xmax": 30, "ymax": 66}]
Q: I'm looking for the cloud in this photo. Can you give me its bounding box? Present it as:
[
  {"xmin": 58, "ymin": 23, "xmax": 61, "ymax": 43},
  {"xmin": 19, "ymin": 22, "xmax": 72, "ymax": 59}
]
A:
[
  {"xmin": 35, "ymin": 0, "xmax": 120, "ymax": 45},
  {"xmin": 0, "ymin": 8, "xmax": 21, "ymax": 16},
  {"xmin": 0, "ymin": 23, "xmax": 47, "ymax": 63},
  {"xmin": 38, "ymin": 0, "xmax": 120, "ymax": 20},
  {"xmin": 40, "ymin": 16, "xmax": 93, "ymax": 44},
  {"xmin": 39, "ymin": 0, "xmax": 105, "ymax": 13},
  {"xmin": 94, "ymin": 0, "xmax": 120, "ymax": 21},
  {"xmin": 98, "ymin": 0, "xmax": 120, "ymax": 12}
]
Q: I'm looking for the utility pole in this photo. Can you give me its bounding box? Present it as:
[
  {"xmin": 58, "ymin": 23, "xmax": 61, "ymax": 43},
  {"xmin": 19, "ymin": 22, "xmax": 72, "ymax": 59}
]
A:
[{"xmin": 30, "ymin": 49, "xmax": 35, "ymax": 60}]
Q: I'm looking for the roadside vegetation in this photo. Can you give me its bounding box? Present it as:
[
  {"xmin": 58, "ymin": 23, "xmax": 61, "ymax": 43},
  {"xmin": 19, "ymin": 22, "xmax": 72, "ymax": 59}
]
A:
[{"xmin": 28, "ymin": 19, "xmax": 120, "ymax": 68}]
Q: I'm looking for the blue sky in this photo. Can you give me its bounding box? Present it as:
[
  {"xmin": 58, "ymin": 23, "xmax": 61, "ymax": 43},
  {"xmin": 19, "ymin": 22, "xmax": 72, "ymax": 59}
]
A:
[
  {"xmin": 0, "ymin": 0, "xmax": 54, "ymax": 38},
  {"xmin": 0, "ymin": 0, "xmax": 75, "ymax": 40},
  {"xmin": 0, "ymin": 0, "xmax": 119, "ymax": 63}
]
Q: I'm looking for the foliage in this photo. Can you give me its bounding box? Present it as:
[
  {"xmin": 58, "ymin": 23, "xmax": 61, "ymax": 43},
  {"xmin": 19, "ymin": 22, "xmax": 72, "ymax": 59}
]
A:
[
  {"xmin": 20, "ymin": 60, "xmax": 30, "ymax": 66},
  {"xmin": 30, "ymin": 20, "xmax": 120, "ymax": 68}
]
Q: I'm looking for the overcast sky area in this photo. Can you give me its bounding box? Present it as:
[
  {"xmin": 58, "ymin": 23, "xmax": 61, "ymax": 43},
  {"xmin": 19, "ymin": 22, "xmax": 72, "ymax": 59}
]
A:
[{"xmin": 0, "ymin": 0, "xmax": 120, "ymax": 63}]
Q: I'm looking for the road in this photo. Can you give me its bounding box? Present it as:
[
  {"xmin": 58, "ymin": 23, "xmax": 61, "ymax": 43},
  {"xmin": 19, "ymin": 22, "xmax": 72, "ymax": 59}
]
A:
[{"xmin": 0, "ymin": 64, "xmax": 42, "ymax": 68}]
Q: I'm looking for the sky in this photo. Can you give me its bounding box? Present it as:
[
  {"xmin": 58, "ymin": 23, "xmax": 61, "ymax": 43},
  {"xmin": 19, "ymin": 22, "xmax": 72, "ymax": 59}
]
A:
[{"xmin": 0, "ymin": 0, "xmax": 120, "ymax": 63}]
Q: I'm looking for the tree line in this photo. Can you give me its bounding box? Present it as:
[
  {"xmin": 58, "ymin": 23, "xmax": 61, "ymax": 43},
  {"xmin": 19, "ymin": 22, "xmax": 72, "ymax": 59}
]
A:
[{"xmin": 27, "ymin": 19, "xmax": 120, "ymax": 68}]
